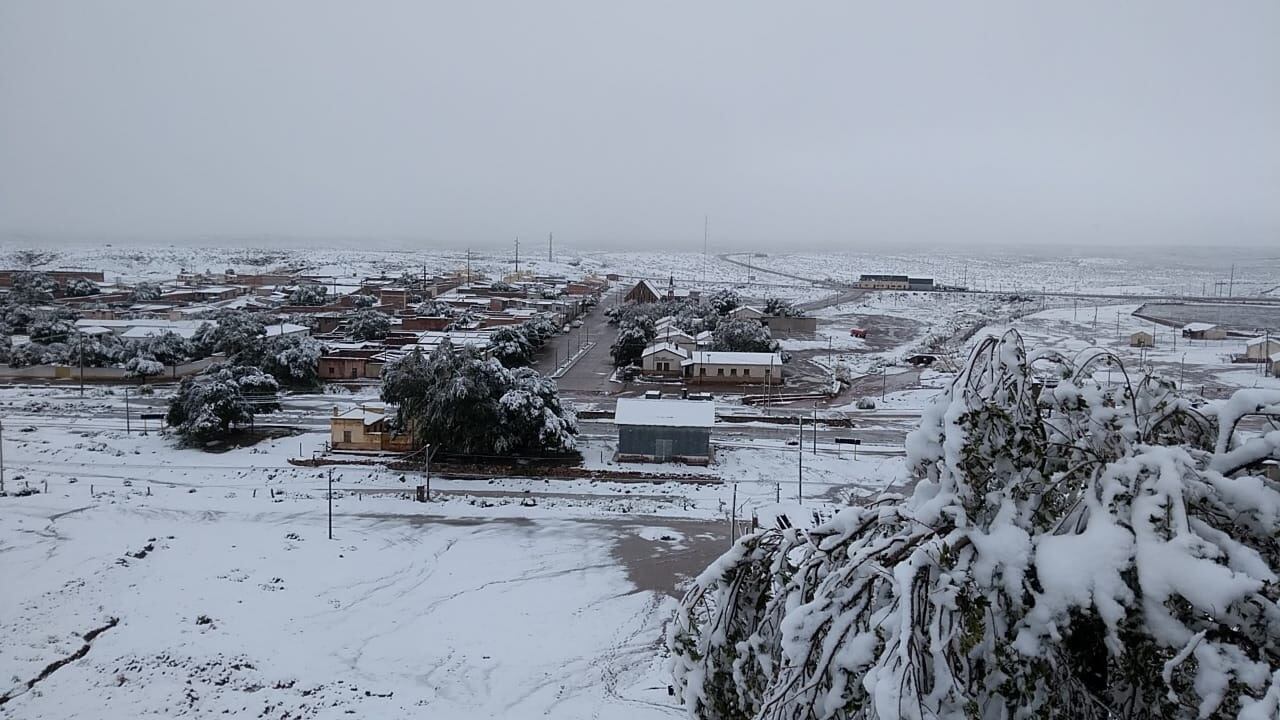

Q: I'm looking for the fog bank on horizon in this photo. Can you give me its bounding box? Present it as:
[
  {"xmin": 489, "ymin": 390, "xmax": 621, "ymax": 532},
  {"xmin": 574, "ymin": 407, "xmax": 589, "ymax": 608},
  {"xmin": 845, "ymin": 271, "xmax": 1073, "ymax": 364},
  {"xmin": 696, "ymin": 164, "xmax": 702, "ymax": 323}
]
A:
[{"xmin": 1, "ymin": 1, "xmax": 1276, "ymax": 250}]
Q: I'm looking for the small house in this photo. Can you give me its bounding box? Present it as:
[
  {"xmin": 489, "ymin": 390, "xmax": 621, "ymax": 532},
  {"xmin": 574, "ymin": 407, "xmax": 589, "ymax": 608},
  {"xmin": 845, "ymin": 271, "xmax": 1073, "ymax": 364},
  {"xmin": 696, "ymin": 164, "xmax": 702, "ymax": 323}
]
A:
[
  {"xmin": 1244, "ymin": 336, "xmax": 1280, "ymax": 361},
  {"xmin": 1270, "ymin": 351, "xmax": 1280, "ymax": 378},
  {"xmin": 1182, "ymin": 322, "xmax": 1227, "ymax": 341},
  {"xmin": 330, "ymin": 403, "xmax": 417, "ymax": 452},
  {"xmin": 614, "ymin": 398, "xmax": 715, "ymax": 464},
  {"xmin": 653, "ymin": 327, "xmax": 696, "ymax": 353},
  {"xmin": 641, "ymin": 343, "xmax": 689, "ymax": 375},
  {"xmin": 1129, "ymin": 331, "xmax": 1154, "ymax": 347},
  {"xmin": 728, "ymin": 306, "xmax": 765, "ymax": 321}
]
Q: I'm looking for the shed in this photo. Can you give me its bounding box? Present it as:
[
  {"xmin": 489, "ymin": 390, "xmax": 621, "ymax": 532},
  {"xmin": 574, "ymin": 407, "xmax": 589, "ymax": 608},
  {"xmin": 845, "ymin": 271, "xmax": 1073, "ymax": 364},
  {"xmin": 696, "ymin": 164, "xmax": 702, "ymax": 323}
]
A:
[
  {"xmin": 1129, "ymin": 331, "xmax": 1154, "ymax": 347},
  {"xmin": 1182, "ymin": 322, "xmax": 1227, "ymax": 341},
  {"xmin": 1244, "ymin": 336, "xmax": 1280, "ymax": 361},
  {"xmin": 615, "ymin": 398, "xmax": 715, "ymax": 464}
]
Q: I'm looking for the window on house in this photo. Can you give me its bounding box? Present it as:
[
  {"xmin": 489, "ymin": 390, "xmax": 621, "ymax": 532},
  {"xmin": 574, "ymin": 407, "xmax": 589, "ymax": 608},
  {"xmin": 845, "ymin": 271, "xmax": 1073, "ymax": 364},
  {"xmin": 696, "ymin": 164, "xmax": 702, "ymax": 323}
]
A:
[
  {"xmin": 743, "ymin": 368, "xmax": 751, "ymax": 376},
  {"xmin": 342, "ymin": 430, "xmax": 352, "ymax": 444},
  {"xmin": 765, "ymin": 369, "xmax": 772, "ymax": 376},
  {"xmin": 700, "ymin": 368, "xmax": 707, "ymax": 376},
  {"xmin": 730, "ymin": 368, "xmax": 738, "ymax": 377},
  {"xmin": 717, "ymin": 368, "xmax": 725, "ymax": 376}
]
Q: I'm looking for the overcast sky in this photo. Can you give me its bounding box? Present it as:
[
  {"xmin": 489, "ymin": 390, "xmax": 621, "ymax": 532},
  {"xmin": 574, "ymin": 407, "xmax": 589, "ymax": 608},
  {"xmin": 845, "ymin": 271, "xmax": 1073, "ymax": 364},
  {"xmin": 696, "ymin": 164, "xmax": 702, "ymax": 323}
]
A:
[{"xmin": 1, "ymin": 1, "xmax": 1276, "ymax": 251}]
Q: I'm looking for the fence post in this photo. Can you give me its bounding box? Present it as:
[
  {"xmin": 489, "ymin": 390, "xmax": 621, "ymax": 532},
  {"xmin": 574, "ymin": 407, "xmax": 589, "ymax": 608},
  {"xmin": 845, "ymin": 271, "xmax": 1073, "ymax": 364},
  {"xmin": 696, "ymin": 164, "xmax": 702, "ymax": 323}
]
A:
[{"xmin": 416, "ymin": 485, "xmax": 425, "ymax": 503}]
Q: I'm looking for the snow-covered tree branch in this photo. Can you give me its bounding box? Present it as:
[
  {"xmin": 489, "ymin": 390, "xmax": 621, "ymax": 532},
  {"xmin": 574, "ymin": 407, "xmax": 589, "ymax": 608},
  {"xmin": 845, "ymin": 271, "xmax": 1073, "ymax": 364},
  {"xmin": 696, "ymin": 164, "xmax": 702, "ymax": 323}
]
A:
[{"xmin": 669, "ymin": 330, "xmax": 1280, "ymax": 720}]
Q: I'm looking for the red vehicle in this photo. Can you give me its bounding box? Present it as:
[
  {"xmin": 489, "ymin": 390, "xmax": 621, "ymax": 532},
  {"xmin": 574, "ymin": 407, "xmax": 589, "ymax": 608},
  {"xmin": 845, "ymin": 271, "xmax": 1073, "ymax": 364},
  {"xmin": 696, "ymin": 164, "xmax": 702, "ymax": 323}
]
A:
[{"xmin": 849, "ymin": 328, "xmax": 867, "ymax": 339}]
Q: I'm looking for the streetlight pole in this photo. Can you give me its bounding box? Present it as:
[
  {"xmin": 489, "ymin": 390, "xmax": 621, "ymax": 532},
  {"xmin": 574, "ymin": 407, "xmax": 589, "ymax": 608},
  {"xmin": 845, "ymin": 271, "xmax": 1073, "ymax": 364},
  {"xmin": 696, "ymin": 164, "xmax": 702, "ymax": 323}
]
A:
[
  {"xmin": 327, "ymin": 468, "xmax": 334, "ymax": 540},
  {"xmin": 1, "ymin": 418, "xmax": 5, "ymax": 494},
  {"xmin": 1180, "ymin": 353, "xmax": 1187, "ymax": 390}
]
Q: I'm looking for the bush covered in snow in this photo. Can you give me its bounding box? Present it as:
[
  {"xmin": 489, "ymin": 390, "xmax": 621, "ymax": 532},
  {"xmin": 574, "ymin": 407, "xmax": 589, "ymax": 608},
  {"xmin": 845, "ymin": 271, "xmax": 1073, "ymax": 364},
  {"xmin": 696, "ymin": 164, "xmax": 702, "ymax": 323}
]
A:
[
  {"xmin": 855, "ymin": 396, "xmax": 876, "ymax": 410},
  {"xmin": 669, "ymin": 331, "xmax": 1280, "ymax": 720},
  {"xmin": 381, "ymin": 340, "xmax": 578, "ymax": 456}
]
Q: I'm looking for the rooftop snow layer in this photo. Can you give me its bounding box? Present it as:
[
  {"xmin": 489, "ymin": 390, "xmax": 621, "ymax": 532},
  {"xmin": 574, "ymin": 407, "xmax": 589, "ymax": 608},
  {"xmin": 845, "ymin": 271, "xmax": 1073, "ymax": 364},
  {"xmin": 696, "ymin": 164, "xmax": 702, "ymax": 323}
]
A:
[{"xmin": 614, "ymin": 398, "xmax": 715, "ymax": 428}]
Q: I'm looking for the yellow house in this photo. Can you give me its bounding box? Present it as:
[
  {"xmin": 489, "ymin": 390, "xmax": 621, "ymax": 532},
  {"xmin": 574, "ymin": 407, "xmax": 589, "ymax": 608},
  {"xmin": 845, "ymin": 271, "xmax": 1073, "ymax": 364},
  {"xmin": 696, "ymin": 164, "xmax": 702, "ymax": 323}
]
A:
[
  {"xmin": 1129, "ymin": 331, "xmax": 1154, "ymax": 347},
  {"xmin": 330, "ymin": 403, "xmax": 417, "ymax": 453}
]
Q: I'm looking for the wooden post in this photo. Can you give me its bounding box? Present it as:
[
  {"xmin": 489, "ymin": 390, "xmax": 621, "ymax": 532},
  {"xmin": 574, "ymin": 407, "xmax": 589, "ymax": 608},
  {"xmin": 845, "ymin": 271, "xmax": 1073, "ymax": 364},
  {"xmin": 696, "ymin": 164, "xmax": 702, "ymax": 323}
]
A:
[{"xmin": 416, "ymin": 485, "xmax": 425, "ymax": 503}]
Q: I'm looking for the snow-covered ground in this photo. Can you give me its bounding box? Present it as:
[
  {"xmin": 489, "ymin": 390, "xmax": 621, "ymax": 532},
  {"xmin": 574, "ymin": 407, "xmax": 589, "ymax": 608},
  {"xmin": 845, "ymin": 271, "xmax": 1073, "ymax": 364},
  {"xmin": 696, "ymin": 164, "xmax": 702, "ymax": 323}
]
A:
[{"xmin": 0, "ymin": 394, "xmax": 902, "ymax": 719}]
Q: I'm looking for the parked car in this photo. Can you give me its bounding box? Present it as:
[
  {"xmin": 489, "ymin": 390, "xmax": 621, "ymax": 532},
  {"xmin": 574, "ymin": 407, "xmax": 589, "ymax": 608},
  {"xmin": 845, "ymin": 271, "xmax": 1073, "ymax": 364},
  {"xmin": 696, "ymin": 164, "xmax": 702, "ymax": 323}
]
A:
[
  {"xmin": 849, "ymin": 328, "xmax": 867, "ymax": 338},
  {"xmin": 571, "ymin": 319, "xmax": 583, "ymax": 328}
]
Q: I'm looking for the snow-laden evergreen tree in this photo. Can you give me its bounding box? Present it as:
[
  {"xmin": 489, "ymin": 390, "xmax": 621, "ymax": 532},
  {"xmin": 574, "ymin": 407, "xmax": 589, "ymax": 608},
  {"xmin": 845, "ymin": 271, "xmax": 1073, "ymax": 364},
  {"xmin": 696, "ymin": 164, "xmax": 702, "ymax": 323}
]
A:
[
  {"xmin": 261, "ymin": 335, "xmax": 325, "ymax": 388},
  {"xmin": 349, "ymin": 308, "xmax": 391, "ymax": 341},
  {"xmin": 9, "ymin": 271, "xmax": 56, "ymax": 304},
  {"xmin": 288, "ymin": 284, "xmax": 329, "ymax": 306},
  {"xmin": 350, "ymin": 293, "xmax": 378, "ymax": 308},
  {"xmin": 381, "ymin": 341, "xmax": 577, "ymax": 456},
  {"xmin": 490, "ymin": 326, "xmax": 535, "ymax": 367},
  {"xmin": 763, "ymin": 297, "xmax": 802, "ymax": 317},
  {"xmin": 498, "ymin": 367, "xmax": 579, "ymax": 454},
  {"xmin": 127, "ymin": 330, "xmax": 194, "ymax": 366},
  {"xmin": 166, "ymin": 365, "xmax": 280, "ymax": 443},
  {"xmin": 612, "ymin": 320, "xmax": 654, "ymax": 367},
  {"xmin": 709, "ymin": 288, "xmax": 742, "ymax": 316},
  {"xmin": 62, "ymin": 277, "xmax": 100, "ymax": 297},
  {"xmin": 191, "ymin": 310, "xmax": 266, "ymax": 359},
  {"xmin": 525, "ymin": 315, "xmax": 559, "ymax": 345},
  {"xmin": 669, "ymin": 331, "xmax": 1280, "ymax": 720},
  {"xmin": 712, "ymin": 318, "xmax": 777, "ymax": 353}
]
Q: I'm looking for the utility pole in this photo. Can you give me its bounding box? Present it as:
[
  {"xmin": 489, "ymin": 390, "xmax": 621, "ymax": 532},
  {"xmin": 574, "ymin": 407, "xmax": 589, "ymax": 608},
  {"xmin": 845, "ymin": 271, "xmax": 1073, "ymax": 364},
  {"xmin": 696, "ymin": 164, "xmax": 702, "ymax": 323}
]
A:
[
  {"xmin": 703, "ymin": 215, "xmax": 708, "ymax": 285},
  {"xmin": 548, "ymin": 232, "xmax": 553, "ymax": 263},
  {"xmin": 327, "ymin": 468, "xmax": 334, "ymax": 540},
  {"xmin": 1, "ymin": 418, "xmax": 5, "ymax": 494},
  {"xmin": 125, "ymin": 388, "xmax": 131, "ymax": 434},
  {"xmin": 514, "ymin": 237, "xmax": 520, "ymax": 277},
  {"xmin": 730, "ymin": 483, "xmax": 737, "ymax": 544},
  {"xmin": 466, "ymin": 249, "xmax": 472, "ymax": 285},
  {"xmin": 881, "ymin": 367, "xmax": 887, "ymax": 402},
  {"xmin": 79, "ymin": 332, "xmax": 85, "ymax": 397},
  {"xmin": 812, "ymin": 405, "xmax": 818, "ymax": 454},
  {"xmin": 1228, "ymin": 263, "xmax": 1235, "ymax": 298},
  {"xmin": 797, "ymin": 416, "xmax": 803, "ymax": 504}
]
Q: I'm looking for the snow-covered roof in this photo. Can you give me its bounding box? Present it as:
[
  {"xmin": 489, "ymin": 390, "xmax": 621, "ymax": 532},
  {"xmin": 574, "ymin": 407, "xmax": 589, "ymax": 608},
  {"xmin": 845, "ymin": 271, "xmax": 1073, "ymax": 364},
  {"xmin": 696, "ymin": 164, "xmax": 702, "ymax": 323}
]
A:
[
  {"xmin": 655, "ymin": 327, "xmax": 694, "ymax": 342},
  {"xmin": 1182, "ymin": 322, "xmax": 1219, "ymax": 332},
  {"xmin": 642, "ymin": 342, "xmax": 689, "ymax": 359},
  {"xmin": 264, "ymin": 323, "xmax": 310, "ymax": 337},
  {"xmin": 77, "ymin": 325, "xmax": 114, "ymax": 336},
  {"xmin": 1246, "ymin": 336, "xmax": 1279, "ymax": 347},
  {"xmin": 614, "ymin": 398, "xmax": 715, "ymax": 428},
  {"xmin": 695, "ymin": 330, "xmax": 713, "ymax": 341},
  {"xmin": 684, "ymin": 351, "xmax": 783, "ymax": 366},
  {"xmin": 334, "ymin": 403, "xmax": 388, "ymax": 426},
  {"xmin": 122, "ymin": 325, "xmax": 201, "ymax": 340}
]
